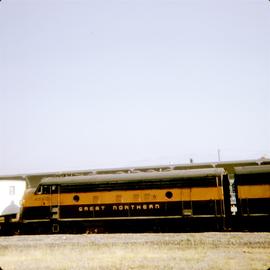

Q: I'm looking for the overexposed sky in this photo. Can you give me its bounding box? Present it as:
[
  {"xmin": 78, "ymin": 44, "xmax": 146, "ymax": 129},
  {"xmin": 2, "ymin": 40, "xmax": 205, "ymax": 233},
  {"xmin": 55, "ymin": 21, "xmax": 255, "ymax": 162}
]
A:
[{"xmin": 0, "ymin": 0, "xmax": 269, "ymax": 174}]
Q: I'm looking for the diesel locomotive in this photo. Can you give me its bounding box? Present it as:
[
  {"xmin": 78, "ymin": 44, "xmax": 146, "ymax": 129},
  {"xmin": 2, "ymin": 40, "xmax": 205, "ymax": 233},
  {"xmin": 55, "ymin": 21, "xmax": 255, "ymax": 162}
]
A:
[{"xmin": 0, "ymin": 159, "xmax": 269, "ymax": 234}]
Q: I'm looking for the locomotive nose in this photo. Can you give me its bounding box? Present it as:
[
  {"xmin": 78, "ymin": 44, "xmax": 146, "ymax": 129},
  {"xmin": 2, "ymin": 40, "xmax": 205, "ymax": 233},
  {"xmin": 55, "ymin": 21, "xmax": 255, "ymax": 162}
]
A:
[{"xmin": 20, "ymin": 188, "xmax": 36, "ymax": 207}]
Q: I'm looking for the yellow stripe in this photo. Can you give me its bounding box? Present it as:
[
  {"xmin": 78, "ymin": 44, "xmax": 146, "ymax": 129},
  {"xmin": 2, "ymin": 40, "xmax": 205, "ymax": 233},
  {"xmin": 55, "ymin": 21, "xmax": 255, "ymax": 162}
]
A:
[
  {"xmin": 23, "ymin": 187, "xmax": 223, "ymax": 207},
  {"xmin": 237, "ymin": 185, "xmax": 270, "ymax": 199}
]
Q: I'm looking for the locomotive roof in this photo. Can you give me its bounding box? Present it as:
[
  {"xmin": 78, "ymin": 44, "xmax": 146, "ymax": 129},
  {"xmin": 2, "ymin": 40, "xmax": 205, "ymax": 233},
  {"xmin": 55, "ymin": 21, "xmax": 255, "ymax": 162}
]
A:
[
  {"xmin": 2, "ymin": 158, "xmax": 270, "ymax": 188},
  {"xmin": 234, "ymin": 164, "xmax": 270, "ymax": 175},
  {"xmin": 40, "ymin": 168, "xmax": 225, "ymax": 186}
]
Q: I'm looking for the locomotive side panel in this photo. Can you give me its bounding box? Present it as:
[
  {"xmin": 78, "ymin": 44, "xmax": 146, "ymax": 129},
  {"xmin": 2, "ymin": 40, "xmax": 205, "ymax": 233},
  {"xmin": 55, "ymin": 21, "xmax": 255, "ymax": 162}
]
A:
[
  {"xmin": 58, "ymin": 186, "xmax": 225, "ymax": 220},
  {"xmin": 235, "ymin": 171, "xmax": 270, "ymax": 231}
]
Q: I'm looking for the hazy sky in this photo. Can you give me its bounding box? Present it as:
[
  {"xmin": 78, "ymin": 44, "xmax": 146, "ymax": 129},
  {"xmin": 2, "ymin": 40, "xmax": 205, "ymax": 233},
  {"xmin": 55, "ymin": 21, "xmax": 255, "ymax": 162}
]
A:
[{"xmin": 0, "ymin": 0, "xmax": 269, "ymax": 174}]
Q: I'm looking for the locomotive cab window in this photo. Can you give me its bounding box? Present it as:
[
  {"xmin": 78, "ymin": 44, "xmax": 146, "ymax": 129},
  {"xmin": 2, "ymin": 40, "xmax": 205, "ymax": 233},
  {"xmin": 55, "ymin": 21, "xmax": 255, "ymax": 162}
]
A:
[
  {"xmin": 35, "ymin": 185, "xmax": 50, "ymax": 195},
  {"xmin": 36, "ymin": 185, "xmax": 43, "ymax": 194}
]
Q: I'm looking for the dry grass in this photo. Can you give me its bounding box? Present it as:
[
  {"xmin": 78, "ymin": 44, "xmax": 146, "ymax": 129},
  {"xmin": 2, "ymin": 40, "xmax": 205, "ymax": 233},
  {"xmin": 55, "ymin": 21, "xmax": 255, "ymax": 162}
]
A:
[{"xmin": 0, "ymin": 233, "xmax": 269, "ymax": 270}]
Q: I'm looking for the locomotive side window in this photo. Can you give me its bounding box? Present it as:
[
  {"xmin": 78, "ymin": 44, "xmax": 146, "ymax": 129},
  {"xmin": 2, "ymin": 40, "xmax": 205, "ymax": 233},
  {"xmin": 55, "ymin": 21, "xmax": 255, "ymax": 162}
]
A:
[
  {"xmin": 42, "ymin": 185, "xmax": 50, "ymax": 194},
  {"xmin": 51, "ymin": 185, "xmax": 58, "ymax": 194},
  {"xmin": 73, "ymin": 195, "xmax": 80, "ymax": 202},
  {"xmin": 165, "ymin": 191, "xmax": 173, "ymax": 199}
]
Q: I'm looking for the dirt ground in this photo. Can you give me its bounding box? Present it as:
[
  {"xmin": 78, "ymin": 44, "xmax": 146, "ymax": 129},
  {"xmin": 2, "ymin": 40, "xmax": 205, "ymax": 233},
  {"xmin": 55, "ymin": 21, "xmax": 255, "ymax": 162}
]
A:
[{"xmin": 0, "ymin": 233, "xmax": 269, "ymax": 270}]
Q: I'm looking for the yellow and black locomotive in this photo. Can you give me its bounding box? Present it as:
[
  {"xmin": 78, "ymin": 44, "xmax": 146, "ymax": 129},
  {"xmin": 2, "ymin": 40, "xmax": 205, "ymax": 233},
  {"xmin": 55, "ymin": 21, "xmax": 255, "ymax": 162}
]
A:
[
  {"xmin": 0, "ymin": 159, "xmax": 269, "ymax": 234},
  {"xmin": 20, "ymin": 168, "xmax": 228, "ymax": 233}
]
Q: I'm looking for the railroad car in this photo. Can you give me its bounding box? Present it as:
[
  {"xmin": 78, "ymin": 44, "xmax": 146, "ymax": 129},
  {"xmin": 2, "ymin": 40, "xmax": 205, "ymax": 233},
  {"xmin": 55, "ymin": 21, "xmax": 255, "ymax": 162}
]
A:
[
  {"xmin": 233, "ymin": 165, "xmax": 270, "ymax": 231},
  {"xmin": 19, "ymin": 168, "xmax": 229, "ymax": 233}
]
